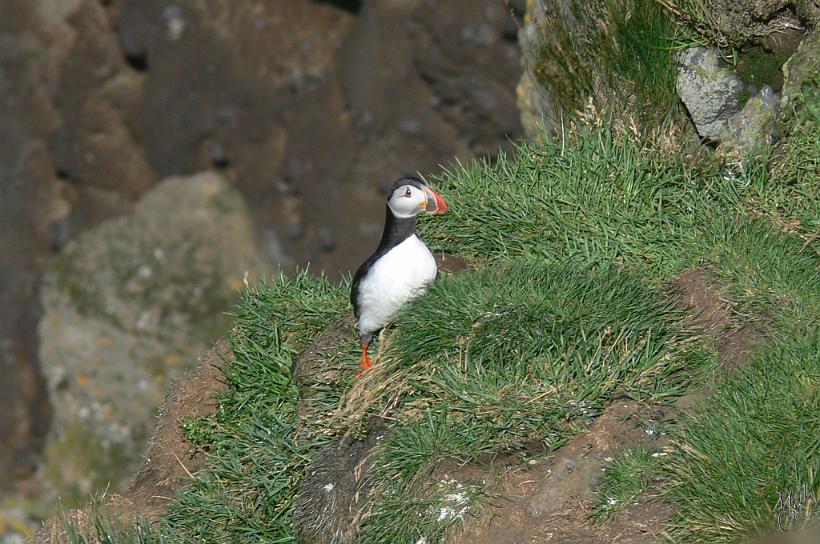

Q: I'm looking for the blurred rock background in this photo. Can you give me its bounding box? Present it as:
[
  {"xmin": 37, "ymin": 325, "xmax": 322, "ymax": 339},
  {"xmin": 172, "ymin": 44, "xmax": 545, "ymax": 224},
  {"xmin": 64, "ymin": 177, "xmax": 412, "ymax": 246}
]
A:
[
  {"xmin": 0, "ymin": 0, "xmax": 524, "ymax": 537},
  {"xmin": 3, "ymin": 0, "xmax": 817, "ymax": 540}
]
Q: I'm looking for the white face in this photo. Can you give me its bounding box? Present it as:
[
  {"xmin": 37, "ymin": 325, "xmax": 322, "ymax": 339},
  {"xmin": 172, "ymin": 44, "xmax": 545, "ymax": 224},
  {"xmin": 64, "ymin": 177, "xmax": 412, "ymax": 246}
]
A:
[{"xmin": 387, "ymin": 184, "xmax": 429, "ymax": 218}]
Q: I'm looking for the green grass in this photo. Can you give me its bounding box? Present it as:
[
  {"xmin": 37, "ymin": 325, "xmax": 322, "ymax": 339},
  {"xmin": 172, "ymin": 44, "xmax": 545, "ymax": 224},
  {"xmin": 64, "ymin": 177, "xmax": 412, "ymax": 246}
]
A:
[
  {"xmin": 531, "ymin": 0, "xmax": 692, "ymax": 134},
  {"xmin": 59, "ymin": 504, "xmax": 164, "ymax": 544},
  {"xmin": 420, "ymin": 129, "xmax": 817, "ymax": 315},
  {"xmin": 346, "ymin": 259, "xmax": 712, "ymax": 541},
  {"xmin": 152, "ymin": 124, "xmax": 813, "ymax": 543},
  {"xmin": 422, "ymin": 131, "xmax": 710, "ymax": 275},
  {"xmin": 59, "ymin": 114, "xmax": 817, "ymax": 543},
  {"xmin": 663, "ymin": 326, "xmax": 819, "ymax": 541},
  {"xmin": 62, "ymin": 520, "xmax": 162, "ymax": 544},
  {"xmin": 160, "ymin": 271, "xmax": 350, "ymax": 542},
  {"xmin": 591, "ymin": 447, "xmax": 664, "ymax": 521}
]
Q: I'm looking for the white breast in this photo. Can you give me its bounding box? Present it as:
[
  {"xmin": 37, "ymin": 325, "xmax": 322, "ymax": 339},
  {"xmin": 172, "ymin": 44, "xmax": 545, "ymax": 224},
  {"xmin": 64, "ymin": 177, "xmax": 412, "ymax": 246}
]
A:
[{"xmin": 356, "ymin": 235, "xmax": 437, "ymax": 336}]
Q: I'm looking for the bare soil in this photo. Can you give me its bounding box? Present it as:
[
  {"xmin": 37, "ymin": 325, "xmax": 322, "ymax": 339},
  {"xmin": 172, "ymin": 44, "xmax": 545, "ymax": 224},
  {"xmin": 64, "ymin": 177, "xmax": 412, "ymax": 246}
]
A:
[
  {"xmin": 446, "ymin": 400, "xmax": 675, "ymax": 544},
  {"xmin": 672, "ymin": 268, "xmax": 764, "ymax": 372}
]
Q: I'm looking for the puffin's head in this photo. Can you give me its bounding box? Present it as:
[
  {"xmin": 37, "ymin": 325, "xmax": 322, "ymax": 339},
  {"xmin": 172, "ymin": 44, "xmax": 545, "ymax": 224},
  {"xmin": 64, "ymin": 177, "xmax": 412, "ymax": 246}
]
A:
[{"xmin": 386, "ymin": 177, "xmax": 449, "ymax": 219}]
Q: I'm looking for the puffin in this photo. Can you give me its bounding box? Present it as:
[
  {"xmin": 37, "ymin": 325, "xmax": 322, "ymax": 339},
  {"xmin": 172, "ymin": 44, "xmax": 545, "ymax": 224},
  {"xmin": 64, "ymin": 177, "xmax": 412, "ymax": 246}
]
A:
[{"xmin": 351, "ymin": 177, "xmax": 449, "ymax": 371}]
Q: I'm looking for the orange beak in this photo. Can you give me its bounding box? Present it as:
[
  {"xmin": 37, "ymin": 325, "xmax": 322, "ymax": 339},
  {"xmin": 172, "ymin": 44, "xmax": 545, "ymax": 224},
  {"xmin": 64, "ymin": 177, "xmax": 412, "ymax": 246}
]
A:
[{"xmin": 423, "ymin": 187, "xmax": 449, "ymax": 215}]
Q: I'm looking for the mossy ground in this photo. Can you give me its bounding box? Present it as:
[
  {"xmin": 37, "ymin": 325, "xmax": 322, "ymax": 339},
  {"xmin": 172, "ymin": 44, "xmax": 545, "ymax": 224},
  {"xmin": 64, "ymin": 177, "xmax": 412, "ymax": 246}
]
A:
[{"xmin": 61, "ymin": 110, "xmax": 818, "ymax": 543}]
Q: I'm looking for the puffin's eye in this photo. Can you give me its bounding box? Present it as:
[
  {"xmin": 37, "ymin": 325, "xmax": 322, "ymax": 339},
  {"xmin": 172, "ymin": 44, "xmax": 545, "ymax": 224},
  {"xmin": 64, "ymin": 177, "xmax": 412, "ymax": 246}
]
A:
[{"xmin": 404, "ymin": 188, "xmax": 412, "ymax": 198}]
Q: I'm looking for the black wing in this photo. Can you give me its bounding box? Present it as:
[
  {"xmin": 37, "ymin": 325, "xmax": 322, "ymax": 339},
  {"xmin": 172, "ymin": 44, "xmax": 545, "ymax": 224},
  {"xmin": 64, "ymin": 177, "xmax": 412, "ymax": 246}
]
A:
[{"xmin": 350, "ymin": 257, "xmax": 374, "ymax": 318}]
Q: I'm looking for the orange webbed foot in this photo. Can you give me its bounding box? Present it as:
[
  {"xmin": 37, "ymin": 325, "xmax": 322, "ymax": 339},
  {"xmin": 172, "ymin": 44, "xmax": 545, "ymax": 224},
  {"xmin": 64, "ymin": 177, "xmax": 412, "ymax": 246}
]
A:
[{"xmin": 356, "ymin": 342, "xmax": 373, "ymax": 377}]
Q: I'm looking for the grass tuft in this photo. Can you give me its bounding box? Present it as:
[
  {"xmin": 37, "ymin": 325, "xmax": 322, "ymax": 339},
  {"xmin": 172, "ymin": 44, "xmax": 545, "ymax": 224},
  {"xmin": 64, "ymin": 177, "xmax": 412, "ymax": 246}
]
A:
[
  {"xmin": 335, "ymin": 259, "xmax": 712, "ymax": 542},
  {"xmin": 591, "ymin": 447, "xmax": 664, "ymax": 521},
  {"xmin": 58, "ymin": 501, "xmax": 164, "ymax": 544},
  {"xmin": 664, "ymin": 327, "xmax": 820, "ymax": 541},
  {"xmin": 162, "ymin": 271, "xmax": 349, "ymax": 542}
]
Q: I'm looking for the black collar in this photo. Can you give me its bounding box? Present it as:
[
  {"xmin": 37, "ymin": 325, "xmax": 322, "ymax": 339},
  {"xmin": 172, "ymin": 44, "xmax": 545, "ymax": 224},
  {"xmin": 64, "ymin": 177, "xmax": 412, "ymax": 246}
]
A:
[
  {"xmin": 350, "ymin": 207, "xmax": 418, "ymax": 316},
  {"xmin": 375, "ymin": 206, "xmax": 417, "ymax": 254}
]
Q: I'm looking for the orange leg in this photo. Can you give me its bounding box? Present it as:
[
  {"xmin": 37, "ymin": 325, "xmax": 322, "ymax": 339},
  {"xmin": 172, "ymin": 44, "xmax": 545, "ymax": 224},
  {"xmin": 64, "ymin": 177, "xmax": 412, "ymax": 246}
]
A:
[{"xmin": 359, "ymin": 341, "xmax": 373, "ymax": 371}]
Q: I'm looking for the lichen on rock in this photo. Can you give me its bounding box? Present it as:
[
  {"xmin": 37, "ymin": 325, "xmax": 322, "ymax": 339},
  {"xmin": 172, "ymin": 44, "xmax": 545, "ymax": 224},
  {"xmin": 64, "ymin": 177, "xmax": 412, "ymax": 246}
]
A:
[
  {"xmin": 676, "ymin": 46, "xmax": 743, "ymax": 141},
  {"xmin": 37, "ymin": 171, "xmax": 268, "ymax": 505},
  {"xmin": 719, "ymin": 85, "xmax": 781, "ymax": 154}
]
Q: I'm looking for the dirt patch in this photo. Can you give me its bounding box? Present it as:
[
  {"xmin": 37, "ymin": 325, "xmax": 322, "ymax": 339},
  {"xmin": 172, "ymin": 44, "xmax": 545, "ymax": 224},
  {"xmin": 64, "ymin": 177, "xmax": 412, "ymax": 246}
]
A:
[
  {"xmin": 435, "ymin": 253, "xmax": 470, "ymax": 276},
  {"xmin": 440, "ymin": 268, "xmax": 768, "ymax": 543},
  {"xmin": 447, "ymin": 400, "xmax": 674, "ymax": 544},
  {"xmin": 672, "ymin": 268, "xmax": 764, "ymax": 372},
  {"xmin": 673, "ymin": 268, "xmax": 732, "ymax": 334},
  {"xmin": 29, "ymin": 338, "xmax": 231, "ymax": 543},
  {"xmin": 519, "ymin": 499, "xmax": 673, "ymax": 544}
]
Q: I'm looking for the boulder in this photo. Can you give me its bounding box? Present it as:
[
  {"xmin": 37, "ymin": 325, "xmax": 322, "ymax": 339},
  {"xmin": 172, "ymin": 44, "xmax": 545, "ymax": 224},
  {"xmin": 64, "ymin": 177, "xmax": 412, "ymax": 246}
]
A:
[
  {"xmin": 720, "ymin": 85, "xmax": 781, "ymax": 154},
  {"xmin": 781, "ymin": 31, "xmax": 820, "ymax": 115},
  {"xmin": 676, "ymin": 47, "xmax": 743, "ymax": 141},
  {"xmin": 27, "ymin": 338, "xmax": 231, "ymax": 544},
  {"xmin": 37, "ymin": 172, "xmax": 268, "ymax": 504}
]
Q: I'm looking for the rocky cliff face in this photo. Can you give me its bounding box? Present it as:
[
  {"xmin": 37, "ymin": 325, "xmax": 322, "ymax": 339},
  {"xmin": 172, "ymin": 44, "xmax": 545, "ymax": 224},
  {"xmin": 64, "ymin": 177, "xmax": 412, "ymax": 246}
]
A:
[
  {"xmin": 516, "ymin": 0, "xmax": 687, "ymax": 139},
  {"xmin": 37, "ymin": 172, "xmax": 266, "ymax": 504},
  {"xmin": 1, "ymin": 0, "xmax": 525, "ymax": 536},
  {"xmin": 516, "ymin": 0, "xmax": 816, "ymax": 157}
]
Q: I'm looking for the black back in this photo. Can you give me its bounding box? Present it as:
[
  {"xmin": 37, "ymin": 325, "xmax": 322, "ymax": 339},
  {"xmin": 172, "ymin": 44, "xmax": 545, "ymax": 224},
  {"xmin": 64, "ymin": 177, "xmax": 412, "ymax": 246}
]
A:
[{"xmin": 350, "ymin": 177, "xmax": 426, "ymax": 317}]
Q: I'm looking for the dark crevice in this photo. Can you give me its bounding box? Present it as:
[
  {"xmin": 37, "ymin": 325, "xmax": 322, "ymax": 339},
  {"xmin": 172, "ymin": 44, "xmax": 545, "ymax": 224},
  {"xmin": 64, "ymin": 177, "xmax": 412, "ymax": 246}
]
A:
[
  {"xmin": 124, "ymin": 50, "xmax": 149, "ymax": 72},
  {"xmin": 18, "ymin": 275, "xmax": 53, "ymax": 466},
  {"xmin": 503, "ymin": 0, "xmax": 524, "ymax": 42},
  {"xmin": 504, "ymin": 0, "xmax": 527, "ymax": 17},
  {"xmin": 313, "ymin": 0, "xmax": 362, "ymax": 15},
  {"xmin": 55, "ymin": 166, "xmax": 78, "ymax": 183},
  {"xmin": 502, "ymin": 28, "xmax": 519, "ymax": 43}
]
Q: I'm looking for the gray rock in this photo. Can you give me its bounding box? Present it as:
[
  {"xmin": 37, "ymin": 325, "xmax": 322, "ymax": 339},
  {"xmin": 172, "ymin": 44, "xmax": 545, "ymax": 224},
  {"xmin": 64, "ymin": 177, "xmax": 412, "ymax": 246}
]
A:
[
  {"xmin": 37, "ymin": 172, "xmax": 268, "ymax": 504},
  {"xmin": 781, "ymin": 31, "xmax": 820, "ymax": 115},
  {"xmin": 515, "ymin": 0, "xmax": 561, "ymax": 138},
  {"xmin": 516, "ymin": 67, "xmax": 556, "ymax": 139},
  {"xmin": 720, "ymin": 85, "xmax": 781, "ymax": 154},
  {"xmin": 461, "ymin": 23, "xmax": 495, "ymax": 46},
  {"xmin": 676, "ymin": 47, "xmax": 744, "ymax": 140}
]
